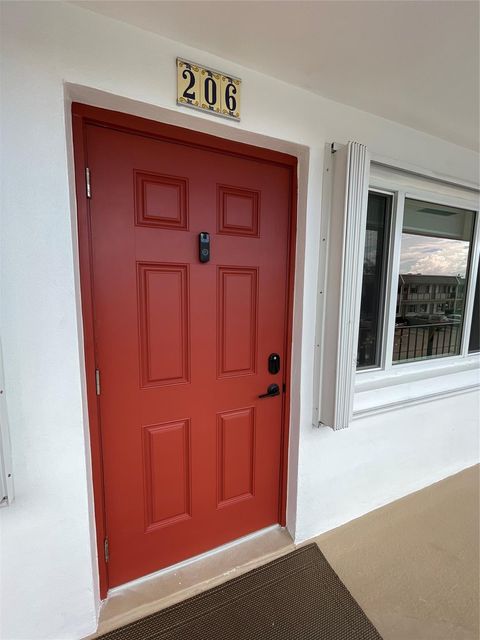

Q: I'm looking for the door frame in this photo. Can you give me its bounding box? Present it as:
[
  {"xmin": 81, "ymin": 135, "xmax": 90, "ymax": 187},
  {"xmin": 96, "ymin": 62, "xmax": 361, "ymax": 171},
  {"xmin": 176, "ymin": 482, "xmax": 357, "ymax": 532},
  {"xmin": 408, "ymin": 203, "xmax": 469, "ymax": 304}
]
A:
[{"xmin": 71, "ymin": 102, "xmax": 298, "ymax": 598}]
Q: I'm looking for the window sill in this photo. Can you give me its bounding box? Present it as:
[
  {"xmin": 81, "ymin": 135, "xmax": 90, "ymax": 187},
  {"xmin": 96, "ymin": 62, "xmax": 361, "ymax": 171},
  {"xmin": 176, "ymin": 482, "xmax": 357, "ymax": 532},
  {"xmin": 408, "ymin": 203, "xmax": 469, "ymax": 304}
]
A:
[{"xmin": 353, "ymin": 354, "xmax": 480, "ymax": 418}]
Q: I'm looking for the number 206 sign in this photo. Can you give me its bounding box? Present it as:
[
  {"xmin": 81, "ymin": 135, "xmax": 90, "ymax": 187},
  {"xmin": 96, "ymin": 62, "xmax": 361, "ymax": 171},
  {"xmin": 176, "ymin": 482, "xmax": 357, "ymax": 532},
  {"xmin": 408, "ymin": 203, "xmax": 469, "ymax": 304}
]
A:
[{"xmin": 177, "ymin": 58, "xmax": 241, "ymax": 121}]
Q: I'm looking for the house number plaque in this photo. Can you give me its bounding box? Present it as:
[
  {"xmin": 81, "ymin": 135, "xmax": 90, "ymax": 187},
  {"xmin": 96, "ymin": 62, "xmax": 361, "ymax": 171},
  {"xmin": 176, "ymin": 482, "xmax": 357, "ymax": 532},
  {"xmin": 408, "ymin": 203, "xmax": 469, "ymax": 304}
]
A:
[{"xmin": 177, "ymin": 58, "xmax": 241, "ymax": 121}]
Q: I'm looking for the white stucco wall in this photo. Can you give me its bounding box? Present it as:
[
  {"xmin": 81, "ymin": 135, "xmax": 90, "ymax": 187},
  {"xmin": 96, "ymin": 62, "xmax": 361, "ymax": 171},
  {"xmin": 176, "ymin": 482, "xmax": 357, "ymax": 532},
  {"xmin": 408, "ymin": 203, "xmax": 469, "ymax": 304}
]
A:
[{"xmin": 0, "ymin": 3, "xmax": 478, "ymax": 639}]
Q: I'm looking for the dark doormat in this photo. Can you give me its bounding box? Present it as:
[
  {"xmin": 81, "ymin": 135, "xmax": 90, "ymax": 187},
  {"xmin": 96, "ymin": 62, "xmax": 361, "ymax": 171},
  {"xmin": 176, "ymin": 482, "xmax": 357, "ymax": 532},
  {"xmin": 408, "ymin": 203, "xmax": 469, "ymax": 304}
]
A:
[{"xmin": 98, "ymin": 543, "xmax": 383, "ymax": 640}]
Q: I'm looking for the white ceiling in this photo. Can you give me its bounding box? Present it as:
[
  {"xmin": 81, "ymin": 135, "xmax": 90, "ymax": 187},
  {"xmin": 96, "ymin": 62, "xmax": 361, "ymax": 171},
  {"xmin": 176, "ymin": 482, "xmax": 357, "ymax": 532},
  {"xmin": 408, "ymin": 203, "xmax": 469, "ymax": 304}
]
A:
[{"xmin": 73, "ymin": 1, "xmax": 479, "ymax": 150}]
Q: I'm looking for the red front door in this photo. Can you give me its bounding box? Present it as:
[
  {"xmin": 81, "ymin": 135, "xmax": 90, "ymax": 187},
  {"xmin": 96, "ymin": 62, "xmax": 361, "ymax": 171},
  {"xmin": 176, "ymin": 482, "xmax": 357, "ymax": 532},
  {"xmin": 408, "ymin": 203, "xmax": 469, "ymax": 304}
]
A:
[{"xmin": 83, "ymin": 114, "xmax": 294, "ymax": 588}]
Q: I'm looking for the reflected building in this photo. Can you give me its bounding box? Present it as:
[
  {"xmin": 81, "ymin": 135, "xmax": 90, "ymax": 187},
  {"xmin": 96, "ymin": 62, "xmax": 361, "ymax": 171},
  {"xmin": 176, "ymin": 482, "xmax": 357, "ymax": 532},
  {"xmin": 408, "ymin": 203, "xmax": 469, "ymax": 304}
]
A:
[{"xmin": 396, "ymin": 274, "xmax": 466, "ymax": 320}]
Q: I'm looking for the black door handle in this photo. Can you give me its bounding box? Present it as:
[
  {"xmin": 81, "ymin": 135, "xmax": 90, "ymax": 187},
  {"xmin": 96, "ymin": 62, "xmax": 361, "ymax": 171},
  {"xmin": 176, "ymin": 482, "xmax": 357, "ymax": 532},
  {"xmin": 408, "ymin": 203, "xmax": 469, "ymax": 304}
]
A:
[{"xmin": 258, "ymin": 383, "xmax": 280, "ymax": 399}]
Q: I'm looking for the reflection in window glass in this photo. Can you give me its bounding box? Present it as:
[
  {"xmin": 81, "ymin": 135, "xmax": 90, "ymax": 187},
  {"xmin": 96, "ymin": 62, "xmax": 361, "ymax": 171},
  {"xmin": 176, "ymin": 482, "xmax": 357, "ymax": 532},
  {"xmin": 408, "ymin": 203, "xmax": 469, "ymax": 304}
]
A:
[
  {"xmin": 357, "ymin": 193, "xmax": 391, "ymax": 369},
  {"xmin": 468, "ymin": 260, "xmax": 479, "ymax": 353},
  {"xmin": 393, "ymin": 199, "xmax": 475, "ymax": 363}
]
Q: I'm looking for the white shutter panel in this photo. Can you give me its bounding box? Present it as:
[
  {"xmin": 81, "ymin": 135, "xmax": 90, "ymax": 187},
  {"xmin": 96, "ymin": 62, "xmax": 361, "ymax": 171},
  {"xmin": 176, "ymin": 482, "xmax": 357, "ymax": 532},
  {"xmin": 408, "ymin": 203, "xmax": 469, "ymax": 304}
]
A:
[
  {"xmin": 0, "ymin": 339, "xmax": 14, "ymax": 506},
  {"xmin": 313, "ymin": 142, "xmax": 370, "ymax": 429}
]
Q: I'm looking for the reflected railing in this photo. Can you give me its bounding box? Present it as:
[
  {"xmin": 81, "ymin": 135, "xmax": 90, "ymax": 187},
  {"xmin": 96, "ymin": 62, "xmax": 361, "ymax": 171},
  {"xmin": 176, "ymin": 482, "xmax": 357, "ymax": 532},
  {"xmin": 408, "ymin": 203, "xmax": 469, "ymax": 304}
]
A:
[{"xmin": 392, "ymin": 322, "xmax": 461, "ymax": 362}]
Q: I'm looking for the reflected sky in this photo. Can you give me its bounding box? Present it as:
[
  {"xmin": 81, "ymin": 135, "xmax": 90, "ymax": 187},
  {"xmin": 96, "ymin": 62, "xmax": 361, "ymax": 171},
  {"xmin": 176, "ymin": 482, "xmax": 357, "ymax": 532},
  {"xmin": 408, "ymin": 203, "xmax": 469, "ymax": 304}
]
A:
[{"xmin": 399, "ymin": 233, "xmax": 470, "ymax": 277}]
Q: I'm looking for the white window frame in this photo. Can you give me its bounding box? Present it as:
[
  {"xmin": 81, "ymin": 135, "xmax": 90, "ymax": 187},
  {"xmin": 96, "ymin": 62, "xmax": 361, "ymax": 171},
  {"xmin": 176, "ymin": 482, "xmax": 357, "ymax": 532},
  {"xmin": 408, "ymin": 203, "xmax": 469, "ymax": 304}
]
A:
[
  {"xmin": 313, "ymin": 150, "xmax": 479, "ymax": 429},
  {"xmin": 354, "ymin": 163, "xmax": 480, "ymax": 417}
]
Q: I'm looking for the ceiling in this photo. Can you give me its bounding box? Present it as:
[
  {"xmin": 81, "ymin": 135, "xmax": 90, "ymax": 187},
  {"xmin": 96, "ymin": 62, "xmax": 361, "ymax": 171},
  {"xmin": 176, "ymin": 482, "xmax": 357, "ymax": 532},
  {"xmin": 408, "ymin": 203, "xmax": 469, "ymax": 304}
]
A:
[{"xmin": 72, "ymin": 1, "xmax": 479, "ymax": 150}]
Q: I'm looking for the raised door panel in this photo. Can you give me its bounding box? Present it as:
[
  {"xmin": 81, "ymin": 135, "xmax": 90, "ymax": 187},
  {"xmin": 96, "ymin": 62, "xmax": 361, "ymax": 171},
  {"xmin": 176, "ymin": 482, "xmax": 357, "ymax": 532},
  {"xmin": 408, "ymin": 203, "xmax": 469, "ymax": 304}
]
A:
[
  {"xmin": 217, "ymin": 267, "xmax": 258, "ymax": 378},
  {"xmin": 138, "ymin": 263, "xmax": 190, "ymax": 387},
  {"xmin": 143, "ymin": 419, "xmax": 191, "ymax": 531},
  {"xmin": 217, "ymin": 185, "xmax": 260, "ymax": 237},
  {"xmin": 135, "ymin": 171, "xmax": 189, "ymax": 230},
  {"xmin": 217, "ymin": 407, "xmax": 255, "ymax": 507}
]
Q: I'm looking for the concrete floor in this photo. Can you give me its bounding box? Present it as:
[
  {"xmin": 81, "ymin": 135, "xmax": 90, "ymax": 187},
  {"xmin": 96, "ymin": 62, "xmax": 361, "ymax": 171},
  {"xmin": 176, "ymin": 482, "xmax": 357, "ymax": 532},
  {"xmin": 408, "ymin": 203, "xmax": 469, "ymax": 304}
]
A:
[
  {"xmin": 91, "ymin": 464, "xmax": 479, "ymax": 639},
  {"xmin": 316, "ymin": 464, "xmax": 479, "ymax": 640}
]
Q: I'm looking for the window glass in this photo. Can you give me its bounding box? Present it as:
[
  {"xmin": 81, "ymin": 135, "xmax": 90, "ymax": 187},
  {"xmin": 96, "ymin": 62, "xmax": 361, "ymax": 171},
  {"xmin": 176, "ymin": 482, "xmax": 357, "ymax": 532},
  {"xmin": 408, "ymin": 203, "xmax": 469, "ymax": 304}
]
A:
[
  {"xmin": 468, "ymin": 260, "xmax": 479, "ymax": 353},
  {"xmin": 393, "ymin": 199, "xmax": 475, "ymax": 363},
  {"xmin": 357, "ymin": 193, "xmax": 391, "ymax": 369}
]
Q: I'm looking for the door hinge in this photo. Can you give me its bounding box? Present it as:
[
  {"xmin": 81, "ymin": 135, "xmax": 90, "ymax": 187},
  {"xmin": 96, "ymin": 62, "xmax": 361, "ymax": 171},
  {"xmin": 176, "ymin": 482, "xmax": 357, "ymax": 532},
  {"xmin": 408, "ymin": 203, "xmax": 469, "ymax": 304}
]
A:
[
  {"xmin": 104, "ymin": 538, "xmax": 109, "ymax": 563},
  {"xmin": 95, "ymin": 368, "xmax": 101, "ymax": 396},
  {"xmin": 86, "ymin": 167, "xmax": 92, "ymax": 198}
]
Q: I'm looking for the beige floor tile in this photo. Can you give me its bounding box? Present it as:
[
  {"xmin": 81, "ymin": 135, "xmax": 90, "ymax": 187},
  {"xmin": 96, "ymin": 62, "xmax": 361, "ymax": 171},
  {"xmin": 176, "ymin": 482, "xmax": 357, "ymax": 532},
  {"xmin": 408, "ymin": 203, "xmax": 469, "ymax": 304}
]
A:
[{"xmin": 314, "ymin": 464, "xmax": 479, "ymax": 640}]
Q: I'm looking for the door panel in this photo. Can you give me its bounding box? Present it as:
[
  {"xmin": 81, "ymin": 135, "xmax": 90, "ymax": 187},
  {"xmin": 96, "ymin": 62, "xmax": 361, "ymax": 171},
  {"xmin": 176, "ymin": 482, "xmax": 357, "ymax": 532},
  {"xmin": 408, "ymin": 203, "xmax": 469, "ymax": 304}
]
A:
[
  {"xmin": 217, "ymin": 406, "xmax": 255, "ymax": 506},
  {"xmin": 218, "ymin": 267, "xmax": 258, "ymax": 377},
  {"xmin": 138, "ymin": 263, "xmax": 190, "ymax": 387},
  {"xmin": 85, "ymin": 122, "xmax": 293, "ymax": 587},
  {"xmin": 143, "ymin": 419, "xmax": 191, "ymax": 530}
]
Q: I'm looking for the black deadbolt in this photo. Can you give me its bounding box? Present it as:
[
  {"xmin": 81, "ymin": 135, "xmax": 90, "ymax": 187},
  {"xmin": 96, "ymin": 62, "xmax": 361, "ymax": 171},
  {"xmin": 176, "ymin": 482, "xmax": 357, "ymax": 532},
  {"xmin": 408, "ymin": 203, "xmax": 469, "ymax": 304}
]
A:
[{"xmin": 268, "ymin": 353, "xmax": 281, "ymax": 375}]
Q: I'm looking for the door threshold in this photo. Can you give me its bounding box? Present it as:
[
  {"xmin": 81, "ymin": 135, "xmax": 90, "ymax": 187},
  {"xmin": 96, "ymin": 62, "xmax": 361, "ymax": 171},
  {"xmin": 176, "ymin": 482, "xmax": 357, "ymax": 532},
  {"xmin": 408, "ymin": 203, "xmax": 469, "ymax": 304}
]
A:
[{"xmin": 88, "ymin": 525, "xmax": 294, "ymax": 638}]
